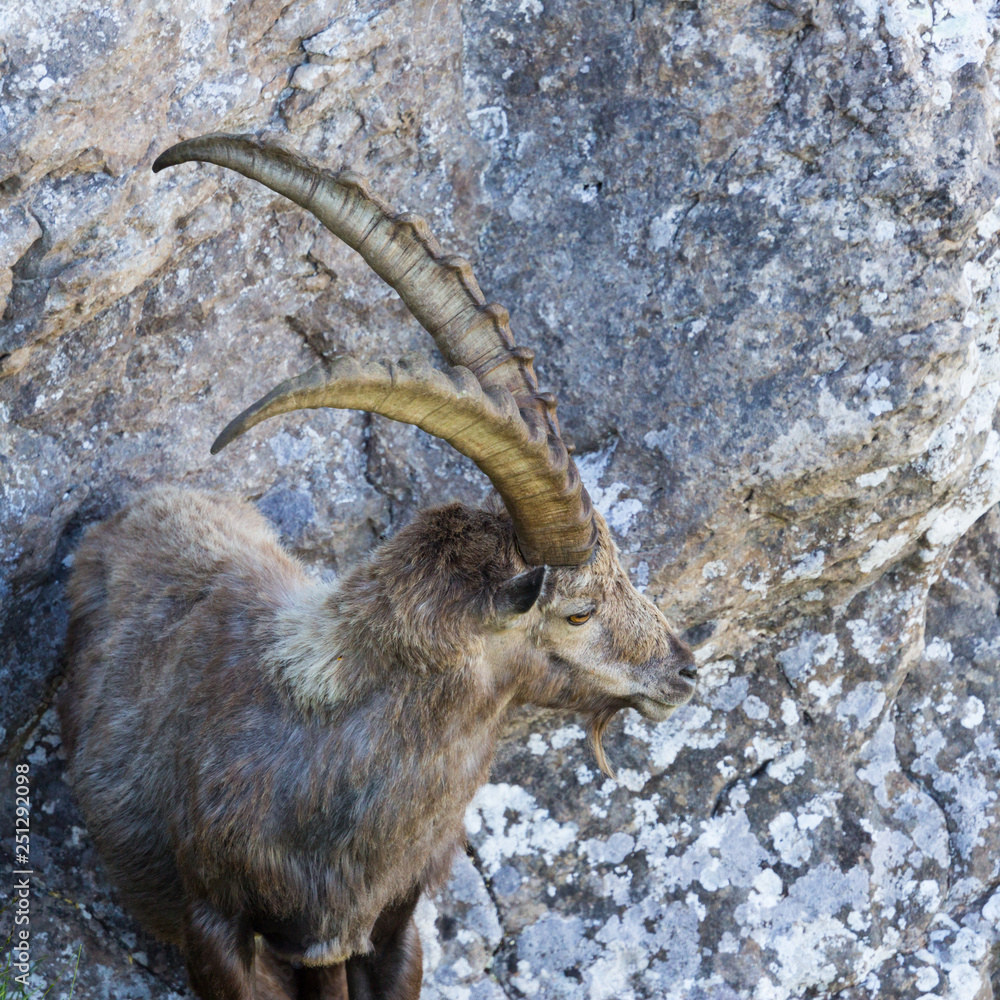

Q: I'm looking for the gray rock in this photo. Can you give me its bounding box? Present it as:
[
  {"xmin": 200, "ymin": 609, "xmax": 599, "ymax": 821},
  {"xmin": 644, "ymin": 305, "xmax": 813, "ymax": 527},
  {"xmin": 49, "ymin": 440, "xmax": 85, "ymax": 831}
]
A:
[{"xmin": 2, "ymin": 0, "xmax": 999, "ymax": 996}]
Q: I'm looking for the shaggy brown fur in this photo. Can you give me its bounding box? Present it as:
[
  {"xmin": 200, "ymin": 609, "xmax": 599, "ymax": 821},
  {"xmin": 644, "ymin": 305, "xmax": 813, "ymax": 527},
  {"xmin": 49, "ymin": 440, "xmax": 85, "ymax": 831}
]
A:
[{"xmin": 61, "ymin": 487, "xmax": 694, "ymax": 999}]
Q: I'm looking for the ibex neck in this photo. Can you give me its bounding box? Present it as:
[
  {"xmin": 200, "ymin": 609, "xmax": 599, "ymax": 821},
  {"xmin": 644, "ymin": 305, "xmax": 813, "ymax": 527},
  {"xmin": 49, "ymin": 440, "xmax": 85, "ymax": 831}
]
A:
[
  {"xmin": 268, "ymin": 579, "xmax": 508, "ymax": 893},
  {"xmin": 263, "ymin": 579, "xmax": 348, "ymax": 708},
  {"xmin": 263, "ymin": 576, "xmax": 516, "ymax": 724}
]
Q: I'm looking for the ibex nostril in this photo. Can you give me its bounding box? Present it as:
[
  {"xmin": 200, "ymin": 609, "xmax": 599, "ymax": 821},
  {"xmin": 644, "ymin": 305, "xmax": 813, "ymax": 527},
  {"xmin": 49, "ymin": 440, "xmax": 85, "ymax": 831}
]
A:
[{"xmin": 670, "ymin": 634, "xmax": 696, "ymax": 675}]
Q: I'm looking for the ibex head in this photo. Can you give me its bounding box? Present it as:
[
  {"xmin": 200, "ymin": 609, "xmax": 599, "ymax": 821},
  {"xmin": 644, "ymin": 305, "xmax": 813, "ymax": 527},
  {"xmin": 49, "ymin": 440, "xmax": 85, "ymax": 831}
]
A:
[
  {"xmin": 152, "ymin": 134, "xmax": 696, "ymax": 773},
  {"xmin": 523, "ymin": 514, "xmax": 697, "ymax": 773}
]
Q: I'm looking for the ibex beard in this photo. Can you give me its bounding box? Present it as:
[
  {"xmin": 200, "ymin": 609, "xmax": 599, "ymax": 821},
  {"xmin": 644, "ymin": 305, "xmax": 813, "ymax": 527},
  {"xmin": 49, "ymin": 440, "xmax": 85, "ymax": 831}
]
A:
[{"xmin": 59, "ymin": 134, "xmax": 696, "ymax": 1000}]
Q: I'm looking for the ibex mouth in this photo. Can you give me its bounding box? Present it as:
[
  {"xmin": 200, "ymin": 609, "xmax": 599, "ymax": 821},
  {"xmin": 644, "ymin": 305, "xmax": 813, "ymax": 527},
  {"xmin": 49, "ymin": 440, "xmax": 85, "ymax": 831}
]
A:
[
  {"xmin": 632, "ymin": 680, "xmax": 696, "ymax": 722},
  {"xmin": 633, "ymin": 698, "xmax": 676, "ymax": 722}
]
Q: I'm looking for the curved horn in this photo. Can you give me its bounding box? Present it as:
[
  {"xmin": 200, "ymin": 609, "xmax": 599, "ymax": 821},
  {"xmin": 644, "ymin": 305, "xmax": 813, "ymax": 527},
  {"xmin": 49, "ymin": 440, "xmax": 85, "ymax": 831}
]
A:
[
  {"xmin": 211, "ymin": 353, "xmax": 591, "ymax": 564},
  {"xmin": 153, "ymin": 133, "xmax": 596, "ymax": 565}
]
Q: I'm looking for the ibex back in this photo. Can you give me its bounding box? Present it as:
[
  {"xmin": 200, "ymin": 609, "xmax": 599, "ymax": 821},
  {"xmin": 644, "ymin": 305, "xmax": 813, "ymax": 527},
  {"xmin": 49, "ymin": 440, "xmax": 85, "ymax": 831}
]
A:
[{"xmin": 60, "ymin": 134, "xmax": 696, "ymax": 1000}]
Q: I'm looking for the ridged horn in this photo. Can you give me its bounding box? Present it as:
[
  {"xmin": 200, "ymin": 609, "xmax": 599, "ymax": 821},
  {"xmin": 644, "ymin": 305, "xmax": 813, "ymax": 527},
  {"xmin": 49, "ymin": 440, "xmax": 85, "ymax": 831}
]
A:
[
  {"xmin": 153, "ymin": 132, "xmax": 596, "ymax": 566},
  {"xmin": 211, "ymin": 353, "xmax": 592, "ymax": 562}
]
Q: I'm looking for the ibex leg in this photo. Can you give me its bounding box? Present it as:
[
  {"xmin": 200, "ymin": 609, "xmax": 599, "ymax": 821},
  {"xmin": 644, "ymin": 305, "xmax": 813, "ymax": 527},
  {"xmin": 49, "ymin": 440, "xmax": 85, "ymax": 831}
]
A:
[
  {"xmin": 252, "ymin": 945, "xmax": 297, "ymax": 1000},
  {"xmin": 183, "ymin": 899, "xmax": 255, "ymax": 1000},
  {"xmin": 345, "ymin": 889, "xmax": 423, "ymax": 1000},
  {"xmin": 296, "ymin": 962, "xmax": 350, "ymax": 1000}
]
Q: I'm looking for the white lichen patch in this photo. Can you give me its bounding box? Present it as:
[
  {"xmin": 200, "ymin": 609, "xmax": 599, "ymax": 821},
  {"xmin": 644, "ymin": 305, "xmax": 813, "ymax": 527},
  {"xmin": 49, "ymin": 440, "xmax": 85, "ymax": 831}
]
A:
[
  {"xmin": 741, "ymin": 572, "xmax": 770, "ymax": 599},
  {"xmin": 854, "ymin": 0, "xmax": 992, "ymax": 79},
  {"xmin": 960, "ymin": 697, "xmax": 984, "ymax": 729},
  {"xmin": 746, "ymin": 736, "xmax": 790, "ymax": 767},
  {"xmin": 702, "ymin": 559, "xmax": 727, "ymax": 581},
  {"xmin": 698, "ymin": 658, "xmax": 737, "ymax": 690},
  {"xmin": 647, "ymin": 204, "xmax": 691, "ymax": 252},
  {"xmin": 710, "ymin": 674, "xmax": 749, "ymax": 712},
  {"xmin": 777, "ymin": 631, "xmax": 840, "ymax": 684},
  {"xmin": 415, "ymin": 894, "xmax": 445, "ymax": 977},
  {"xmin": 908, "ymin": 723, "xmax": 999, "ymax": 864},
  {"xmin": 845, "ymin": 619, "xmax": 884, "ymax": 664},
  {"xmin": 780, "ymin": 698, "xmax": 801, "ymax": 726},
  {"xmin": 513, "ymin": 913, "xmax": 600, "ymax": 998},
  {"xmin": 550, "ymin": 724, "xmax": 586, "ymax": 749},
  {"xmin": 465, "ymin": 783, "xmax": 579, "ymax": 874},
  {"xmin": 922, "ymin": 430, "xmax": 1000, "ymax": 555},
  {"xmin": 781, "ymin": 549, "xmax": 826, "ymax": 583},
  {"xmin": 591, "ymin": 897, "xmax": 702, "ymax": 999},
  {"xmin": 857, "ymin": 717, "xmax": 902, "ymax": 808},
  {"xmin": 766, "ymin": 748, "xmax": 809, "ymax": 785},
  {"xmin": 624, "ymin": 704, "xmax": 726, "ymax": 771},
  {"xmin": 855, "ymin": 466, "xmax": 895, "ymax": 488},
  {"xmin": 924, "ymin": 636, "xmax": 954, "ymax": 662},
  {"xmin": 632, "ymin": 805, "xmax": 685, "ymax": 865},
  {"xmin": 737, "ymin": 860, "xmax": 883, "ymax": 1000},
  {"xmin": 656, "ymin": 808, "xmax": 772, "ymax": 895},
  {"xmin": 581, "ymin": 831, "xmax": 636, "ymax": 866},
  {"xmin": 768, "ymin": 812, "xmax": 813, "ymax": 866},
  {"xmin": 836, "ymin": 681, "xmax": 887, "ymax": 731},
  {"xmin": 858, "ymin": 532, "xmax": 911, "ymax": 574},
  {"xmin": 576, "ymin": 441, "xmax": 645, "ymax": 538},
  {"xmin": 615, "ymin": 768, "xmax": 652, "ymax": 793},
  {"xmin": 742, "ymin": 695, "xmax": 770, "ymax": 721}
]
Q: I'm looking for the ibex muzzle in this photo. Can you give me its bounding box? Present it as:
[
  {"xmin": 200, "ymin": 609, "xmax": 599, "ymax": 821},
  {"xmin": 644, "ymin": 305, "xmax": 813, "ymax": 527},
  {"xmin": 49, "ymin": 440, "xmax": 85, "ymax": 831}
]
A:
[{"xmin": 60, "ymin": 133, "xmax": 696, "ymax": 1000}]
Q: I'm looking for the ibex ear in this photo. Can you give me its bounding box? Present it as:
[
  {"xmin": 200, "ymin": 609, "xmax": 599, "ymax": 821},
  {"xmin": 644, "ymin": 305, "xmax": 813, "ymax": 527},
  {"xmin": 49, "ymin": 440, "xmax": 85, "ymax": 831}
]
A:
[{"xmin": 495, "ymin": 566, "xmax": 546, "ymax": 619}]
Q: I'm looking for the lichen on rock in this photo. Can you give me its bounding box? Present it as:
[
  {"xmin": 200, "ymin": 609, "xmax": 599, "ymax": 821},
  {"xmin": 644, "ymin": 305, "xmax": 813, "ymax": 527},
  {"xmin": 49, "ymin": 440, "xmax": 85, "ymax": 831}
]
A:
[{"xmin": 1, "ymin": 0, "xmax": 999, "ymax": 997}]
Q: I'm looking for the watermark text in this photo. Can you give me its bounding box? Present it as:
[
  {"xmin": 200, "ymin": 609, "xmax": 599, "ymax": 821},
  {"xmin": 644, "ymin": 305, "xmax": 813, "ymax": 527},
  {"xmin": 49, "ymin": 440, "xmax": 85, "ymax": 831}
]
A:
[{"xmin": 11, "ymin": 760, "xmax": 32, "ymax": 985}]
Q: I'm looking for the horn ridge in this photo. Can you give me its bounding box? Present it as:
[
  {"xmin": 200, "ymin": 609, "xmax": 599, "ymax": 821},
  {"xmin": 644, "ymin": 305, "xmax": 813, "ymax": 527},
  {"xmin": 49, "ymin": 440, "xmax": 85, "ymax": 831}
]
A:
[{"xmin": 152, "ymin": 133, "xmax": 542, "ymax": 401}]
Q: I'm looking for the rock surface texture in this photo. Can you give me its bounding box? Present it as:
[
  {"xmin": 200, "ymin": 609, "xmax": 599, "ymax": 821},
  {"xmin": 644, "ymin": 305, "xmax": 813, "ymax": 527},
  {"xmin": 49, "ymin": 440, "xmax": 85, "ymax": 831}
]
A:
[{"xmin": 2, "ymin": 1, "xmax": 999, "ymax": 998}]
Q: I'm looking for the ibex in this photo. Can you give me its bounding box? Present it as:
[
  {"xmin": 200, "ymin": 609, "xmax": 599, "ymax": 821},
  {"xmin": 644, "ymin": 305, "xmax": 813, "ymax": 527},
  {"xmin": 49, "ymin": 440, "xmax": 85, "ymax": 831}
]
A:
[{"xmin": 60, "ymin": 133, "xmax": 696, "ymax": 1000}]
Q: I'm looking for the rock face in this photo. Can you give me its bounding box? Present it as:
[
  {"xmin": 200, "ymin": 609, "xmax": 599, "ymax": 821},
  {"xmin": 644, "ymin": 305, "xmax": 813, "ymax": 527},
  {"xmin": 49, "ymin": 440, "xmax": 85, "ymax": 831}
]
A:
[{"xmin": 2, "ymin": 1, "xmax": 999, "ymax": 998}]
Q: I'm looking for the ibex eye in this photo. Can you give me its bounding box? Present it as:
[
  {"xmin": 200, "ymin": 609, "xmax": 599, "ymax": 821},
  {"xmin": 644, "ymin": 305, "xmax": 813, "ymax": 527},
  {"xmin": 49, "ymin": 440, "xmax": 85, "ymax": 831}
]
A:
[{"xmin": 567, "ymin": 611, "xmax": 592, "ymax": 625}]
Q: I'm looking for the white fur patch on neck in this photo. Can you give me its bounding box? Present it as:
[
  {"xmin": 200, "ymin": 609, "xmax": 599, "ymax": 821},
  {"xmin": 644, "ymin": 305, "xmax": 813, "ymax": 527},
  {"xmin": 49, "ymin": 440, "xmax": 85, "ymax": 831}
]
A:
[{"xmin": 263, "ymin": 581, "xmax": 345, "ymax": 708}]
